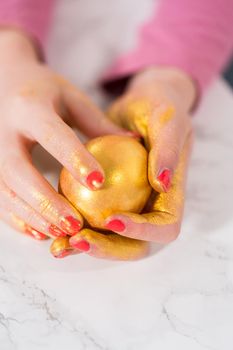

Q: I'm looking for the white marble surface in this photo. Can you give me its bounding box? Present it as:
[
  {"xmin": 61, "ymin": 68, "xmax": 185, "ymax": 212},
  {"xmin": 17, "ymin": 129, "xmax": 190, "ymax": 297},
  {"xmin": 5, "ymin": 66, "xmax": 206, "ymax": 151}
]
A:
[{"xmin": 1, "ymin": 1, "xmax": 233, "ymax": 349}]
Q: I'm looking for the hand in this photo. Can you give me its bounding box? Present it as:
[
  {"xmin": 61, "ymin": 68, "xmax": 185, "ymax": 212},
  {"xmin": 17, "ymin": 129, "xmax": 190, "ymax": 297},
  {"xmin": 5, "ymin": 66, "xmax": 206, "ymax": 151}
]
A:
[
  {"xmin": 104, "ymin": 67, "xmax": 196, "ymax": 242},
  {"xmin": 0, "ymin": 29, "xmax": 130, "ymax": 241},
  {"xmin": 50, "ymin": 67, "xmax": 196, "ymax": 260}
]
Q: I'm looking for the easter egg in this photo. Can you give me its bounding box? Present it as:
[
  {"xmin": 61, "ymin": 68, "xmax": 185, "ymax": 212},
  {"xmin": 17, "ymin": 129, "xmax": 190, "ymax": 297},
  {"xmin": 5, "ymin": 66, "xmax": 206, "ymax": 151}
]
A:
[{"xmin": 59, "ymin": 135, "xmax": 151, "ymax": 228}]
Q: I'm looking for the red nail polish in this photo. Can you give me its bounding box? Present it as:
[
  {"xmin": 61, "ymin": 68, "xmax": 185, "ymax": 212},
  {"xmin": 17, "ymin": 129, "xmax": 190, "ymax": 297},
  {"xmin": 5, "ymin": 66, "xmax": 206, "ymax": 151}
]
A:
[
  {"xmin": 60, "ymin": 216, "xmax": 81, "ymax": 235},
  {"xmin": 86, "ymin": 171, "xmax": 104, "ymax": 190},
  {"xmin": 53, "ymin": 250, "xmax": 70, "ymax": 259},
  {"xmin": 70, "ymin": 239, "xmax": 90, "ymax": 252},
  {"xmin": 157, "ymin": 168, "xmax": 171, "ymax": 192},
  {"xmin": 25, "ymin": 225, "xmax": 47, "ymax": 240},
  {"xmin": 105, "ymin": 219, "xmax": 125, "ymax": 232},
  {"xmin": 49, "ymin": 224, "xmax": 67, "ymax": 238}
]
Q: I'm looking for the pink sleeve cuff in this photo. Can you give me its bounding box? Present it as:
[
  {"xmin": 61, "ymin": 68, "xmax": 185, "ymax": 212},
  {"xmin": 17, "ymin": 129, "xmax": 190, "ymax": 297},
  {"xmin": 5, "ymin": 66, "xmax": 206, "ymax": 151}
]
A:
[
  {"xmin": 0, "ymin": 0, "xmax": 55, "ymax": 46},
  {"xmin": 103, "ymin": 0, "xmax": 233, "ymax": 95}
]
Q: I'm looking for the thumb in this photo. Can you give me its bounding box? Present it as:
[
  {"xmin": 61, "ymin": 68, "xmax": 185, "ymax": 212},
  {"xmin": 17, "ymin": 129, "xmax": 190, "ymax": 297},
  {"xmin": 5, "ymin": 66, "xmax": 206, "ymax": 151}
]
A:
[
  {"xmin": 50, "ymin": 229, "xmax": 149, "ymax": 260},
  {"xmin": 147, "ymin": 105, "xmax": 191, "ymax": 193}
]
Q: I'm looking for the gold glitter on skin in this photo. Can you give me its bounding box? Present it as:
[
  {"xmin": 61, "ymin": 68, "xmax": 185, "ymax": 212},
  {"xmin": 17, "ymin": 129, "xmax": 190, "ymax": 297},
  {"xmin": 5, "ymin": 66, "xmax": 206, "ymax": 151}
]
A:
[
  {"xmin": 108, "ymin": 97, "xmax": 177, "ymax": 193},
  {"xmin": 125, "ymin": 99, "xmax": 151, "ymax": 137},
  {"xmin": 50, "ymin": 236, "xmax": 73, "ymax": 256},
  {"xmin": 56, "ymin": 136, "xmax": 191, "ymax": 257},
  {"xmin": 53, "ymin": 99, "xmax": 191, "ymax": 258},
  {"xmin": 11, "ymin": 213, "xmax": 26, "ymax": 231},
  {"xmin": 31, "ymin": 190, "xmax": 59, "ymax": 220},
  {"xmin": 50, "ymin": 229, "xmax": 149, "ymax": 261},
  {"xmin": 10, "ymin": 214, "xmax": 49, "ymax": 239},
  {"xmin": 29, "ymin": 190, "xmax": 83, "ymax": 232},
  {"xmin": 143, "ymin": 140, "xmax": 188, "ymax": 225},
  {"xmin": 148, "ymin": 104, "xmax": 176, "ymax": 146},
  {"xmin": 19, "ymin": 77, "xmax": 57, "ymax": 100},
  {"xmin": 69, "ymin": 151, "xmax": 90, "ymax": 179},
  {"xmin": 158, "ymin": 105, "xmax": 175, "ymax": 125},
  {"xmin": 121, "ymin": 133, "xmax": 191, "ymax": 226},
  {"xmin": 107, "ymin": 96, "xmax": 191, "ymax": 226},
  {"xmin": 108, "ymin": 98, "xmax": 153, "ymax": 148},
  {"xmin": 76, "ymin": 229, "xmax": 149, "ymax": 260},
  {"xmin": 108, "ymin": 98, "xmax": 175, "ymax": 147}
]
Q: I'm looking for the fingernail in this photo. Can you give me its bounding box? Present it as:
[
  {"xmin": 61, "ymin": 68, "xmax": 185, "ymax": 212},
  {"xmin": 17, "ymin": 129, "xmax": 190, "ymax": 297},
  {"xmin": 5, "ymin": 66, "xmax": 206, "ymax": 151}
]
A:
[
  {"xmin": 105, "ymin": 219, "xmax": 125, "ymax": 232},
  {"xmin": 49, "ymin": 224, "xmax": 67, "ymax": 238},
  {"xmin": 53, "ymin": 249, "xmax": 71, "ymax": 259},
  {"xmin": 86, "ymin": 171, "xmax": 104, "ymax": 190},
  {"xmin": 25, "ymin": 225, "xmax": 48, "ymax": 240},
  {"xmin": 70, "ymin": 239, "xmax": 90, "ymax": 252},
  {"xmin": 157, "ymin": 168, "xmax": 171, "ymax": 192},
  {"xmin": 60, "ymin": 216, "xmax": 82, "ymax": 235}
]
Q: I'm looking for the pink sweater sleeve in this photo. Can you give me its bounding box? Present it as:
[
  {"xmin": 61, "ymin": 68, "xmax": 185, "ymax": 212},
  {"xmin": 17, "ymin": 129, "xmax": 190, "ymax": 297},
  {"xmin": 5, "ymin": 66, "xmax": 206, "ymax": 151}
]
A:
[
  {"xmin": 0, "ymin": 0, "xmax": 232, "ymax": 93},
  {"xmin": 0, "ymin": 0, "xmax": 55, "ymax": 45},
  {"xmin": 104, "ymin": 0, "xmax": 233, "ymax": 94}
]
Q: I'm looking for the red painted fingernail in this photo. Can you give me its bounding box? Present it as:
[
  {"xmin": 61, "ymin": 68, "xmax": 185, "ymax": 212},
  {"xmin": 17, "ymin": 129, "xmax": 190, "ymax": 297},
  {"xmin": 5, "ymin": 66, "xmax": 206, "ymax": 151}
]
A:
[
  {"xmin": 105, "ymin": 219, "xmax": 125, "ymax": 232},
  {"xmin": 49, "ymin": 224, "xmax": 67, "ymax": 238},
  {"xmin": 60, "ymin": 216, "xmax": 82, "ymax": 235},
  {"xmin": 70, "ymin": 239, "xmax": 90, "ymax": 252},
  {"xmin": 53, "ymin": 249, "xmax": 71, "ymax": 259},
  {"xmin": 157, "ymin": 168, "xmax": 171, "ymax": 192},
  {"xmin": 25, "ymin": 225, "xmax": 48, "ymax": 240},
  {"xmin": 86, "ymin": 171, "xmax": 104, "ymax": 190}
]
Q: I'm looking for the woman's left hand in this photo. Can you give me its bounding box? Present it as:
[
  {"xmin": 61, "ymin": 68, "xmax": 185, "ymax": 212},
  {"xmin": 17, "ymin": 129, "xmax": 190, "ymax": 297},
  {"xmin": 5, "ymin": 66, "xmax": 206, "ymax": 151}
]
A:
[
  {"xmin": 104, "ymin": 67, "xmax": 196, "ymax": 243},
  {"xmin": 50, "ymin": 67, "xmax": 197, "ymax": 260}
]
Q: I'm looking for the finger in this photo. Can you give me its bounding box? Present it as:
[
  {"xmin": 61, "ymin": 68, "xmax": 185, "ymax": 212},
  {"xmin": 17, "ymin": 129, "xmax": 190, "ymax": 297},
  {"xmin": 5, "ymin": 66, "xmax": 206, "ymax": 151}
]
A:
[
  {"xmin": 0, "ymin": 178, "xmax": 53, "ymax": 239},
  {"xmin": 107, "ymin": 95, "xmax": 150, "ymax": 140},
  {"xmin": 18, "ymin": 104, "xmax": 105, "ymax": 190},
  {"xmin": 63, "ymin": 83, "xmax": 136, "ymax": 138},
  {"xmin": 0, "ymin": 150, "xmax": 83, "ymax": 236},
  {"xmin": 1, "ymin": 210, "xmax": 48, "ymax": 241},
  {"xmin": 147, "ymin": 104, "xmax": 191, "ymax": 193},
  {"xmin": 104, "ymin": 133, "xmax": 193, "ymax": 243},
  {"xmin": 50, "ymin": 229, "xmax": 149, "ymax": 260},
  {"xmin": 50, "ymin": 236, "xmax": 82, "ymax": 258},
  {"xmin": 108, "ymin": 97, "xmax": 191, "ymax": 194}
]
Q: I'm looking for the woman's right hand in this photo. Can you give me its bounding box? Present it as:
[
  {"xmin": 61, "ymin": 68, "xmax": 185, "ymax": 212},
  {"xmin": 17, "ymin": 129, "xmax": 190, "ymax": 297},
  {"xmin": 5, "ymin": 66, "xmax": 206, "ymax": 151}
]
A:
[{"xmin": 0, "ymin": 29, "xmax": 130, "ymax": 240}]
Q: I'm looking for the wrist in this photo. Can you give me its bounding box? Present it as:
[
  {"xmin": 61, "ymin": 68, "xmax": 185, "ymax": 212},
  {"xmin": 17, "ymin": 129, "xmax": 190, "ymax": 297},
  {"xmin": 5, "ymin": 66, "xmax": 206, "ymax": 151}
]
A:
[
  {"xmin": 129, "ymin": 67, "xmax": 197, "ymax": 113},
  {"xmin": 0, "ymin": 28, "xmax": 40, "ymax": 65}
]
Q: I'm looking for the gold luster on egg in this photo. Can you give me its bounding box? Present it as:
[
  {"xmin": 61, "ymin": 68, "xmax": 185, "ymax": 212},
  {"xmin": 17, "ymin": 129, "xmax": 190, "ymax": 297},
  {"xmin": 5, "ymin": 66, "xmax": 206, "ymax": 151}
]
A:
[{"xmin": 59, "ymin": 135, "xmax": 151, "ymax": 229}]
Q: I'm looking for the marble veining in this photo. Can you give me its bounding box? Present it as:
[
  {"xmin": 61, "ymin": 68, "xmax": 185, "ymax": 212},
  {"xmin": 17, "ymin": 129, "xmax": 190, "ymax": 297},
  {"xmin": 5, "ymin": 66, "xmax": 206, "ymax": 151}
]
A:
[{"xmin": 0, "ymin": 0, "xmax": 233, "ymax": 349}]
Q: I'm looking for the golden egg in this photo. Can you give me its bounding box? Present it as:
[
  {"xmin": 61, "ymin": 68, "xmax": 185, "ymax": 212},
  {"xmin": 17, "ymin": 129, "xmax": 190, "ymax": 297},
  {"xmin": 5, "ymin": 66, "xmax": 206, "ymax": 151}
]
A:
[{"xmin": 59, "ymin": 135, "xmax": 151, "ymax": 229}]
